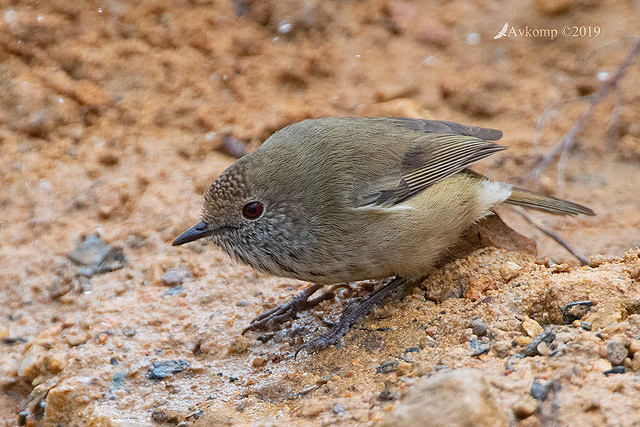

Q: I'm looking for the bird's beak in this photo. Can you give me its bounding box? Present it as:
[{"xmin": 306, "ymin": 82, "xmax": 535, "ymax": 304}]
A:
[{"xmin": 172, "ymin": 221, "xmax": 217, "ymax": 246}]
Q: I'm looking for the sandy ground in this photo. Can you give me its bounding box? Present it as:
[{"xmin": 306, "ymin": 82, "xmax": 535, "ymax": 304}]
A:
[{"xmin": 1, "ymin": 0, "xmax": 640, "ymax": 425}]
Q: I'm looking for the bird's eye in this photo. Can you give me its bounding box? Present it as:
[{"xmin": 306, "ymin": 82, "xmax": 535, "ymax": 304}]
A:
[{"xmin": 242, "ymin": 201, "xmax": 264, "ymax": 220}]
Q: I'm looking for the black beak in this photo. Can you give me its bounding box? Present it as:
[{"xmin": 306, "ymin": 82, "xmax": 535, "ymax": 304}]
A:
[{"xmin": 172, "ymin": 221, "xmax": 217, "ymax": 246}]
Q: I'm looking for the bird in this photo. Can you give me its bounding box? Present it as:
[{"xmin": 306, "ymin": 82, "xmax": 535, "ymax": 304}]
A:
[{"xmin": 173, "ymin": 117, "xmax": 594, "ymax": 349}]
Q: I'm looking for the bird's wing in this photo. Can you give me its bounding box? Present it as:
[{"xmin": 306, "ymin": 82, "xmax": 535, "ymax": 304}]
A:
[
  {"xmin": 356, "ymin": 119, "xmax": 506, "ymax": 208},
  {"xmin": 387, "ymin": 117, "xmax": 503, "ymax": 141}
]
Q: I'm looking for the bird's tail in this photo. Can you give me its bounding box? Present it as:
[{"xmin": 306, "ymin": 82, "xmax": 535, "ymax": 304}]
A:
[{"xmin": 505, "ymin": 187, "xmax": 595, "ymax": 216}]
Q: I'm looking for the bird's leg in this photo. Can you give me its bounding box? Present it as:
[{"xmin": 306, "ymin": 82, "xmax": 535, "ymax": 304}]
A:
[
  {"xmin": 242, "ymin": 283, "xmax": 349, "ymax": 334},
  {"xmin": 296, "ymin": 276, "xmax": 409, "ymax": 356}
]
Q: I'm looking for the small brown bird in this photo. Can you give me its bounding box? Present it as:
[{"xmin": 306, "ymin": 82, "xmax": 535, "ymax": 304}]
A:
[{"xmin": 173, "ymin": 117, "xmax": 594, "ymax": 349}]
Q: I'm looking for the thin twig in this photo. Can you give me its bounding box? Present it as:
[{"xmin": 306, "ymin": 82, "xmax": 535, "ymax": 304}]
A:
[
  {"xmin": 526, "ymin": 37, "xmax": 640, "ymax": 185},
  {"xmin": 513, "ymin": 206, "xmax": 590, "ymax": 265}
]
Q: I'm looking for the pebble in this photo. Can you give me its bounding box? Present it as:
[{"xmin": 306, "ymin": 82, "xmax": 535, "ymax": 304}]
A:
[
  {"xmin": 109, "ymin": 371, "xmax": 127, "ymax": 392},
  {"xmin": 228, "ymin": 336, "xmax": 249, "ymax": 354},
  {"xmin": 593, "ymin": 359, "xmax": 612, "ymax": 372},
  {"xmin": 395, "ymin": 361, "xmax": 412, "ymax": 377},
  {"xmin": 376, "ymin": 359, "xmax": 398, "ymax": 374},
  {"xmin": 606, "ymin": 340, "xmax": 628, "ymax": 366},
  {"xmin": 378, "ymin": 389, "xmax": 398, "ymax": 401},
  {"xmin": 67, "ymin": 234, "xmax": 127, "ymax": 276},
  {"xmin": 520, "ymin": 328, "xmax": 555, "ymax": 357},
  {"xmin": 499, "ymin": 261, "xmax": 522, "ymax": 282},
  {"xmin": 332, "ymin": 402, "xmax": 345, "ymax": 414},
  {"xmin": 380, "ymin": 369, "xmax": 504, "ymax": 426},
  {"xmin": 561, "ymin": 301, "xmax": 593, "ymax": 324},
  {"xmin": 470, "ymin": 317, "xmax": 488, "ymax": 336},
  {"xmin": 146, "ymin": 360, "xmax": 190, "ymax": 380},
  {"xmin": 629, "ymin": 353, "xmax": 640, "ymax": 371},
  {"xmin": 512, "ymin": 395, "xmax": 538, "ymax": 419},
  {"xmin": 530, "ymin": 379, "xmax": 554, "ymax": 401},
  {"xmin": 522, "ymin": 317, "xmax": 544, "ymax": 338},
  {"xmin": 251, "ymin": 357, "xmax": 267, "ymax": 368},
  {"xmin": 469, "ymin": 337, "xmax": 491, "ymax": 356},
  {"xmin": 161, "ymin": 267, "xmax": 191, "ymax": 287}
]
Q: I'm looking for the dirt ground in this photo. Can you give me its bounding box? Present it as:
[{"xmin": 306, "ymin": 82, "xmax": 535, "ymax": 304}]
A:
[{"xmin": 1, "ymin": 0, "xmax": 640, "ymax": 425}]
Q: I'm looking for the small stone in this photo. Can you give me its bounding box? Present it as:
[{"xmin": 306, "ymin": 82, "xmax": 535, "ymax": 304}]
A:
[
  {"xmin": 378, "ymin": 389, "xmax": 398, "ymax": 401},
  {"xmin": 548, "ymin": 263, "xmax": 570, "ymax": 273},
  {"xmin": 146, "ymin": 360, "xmax": 190, "ymax": 380},
  {"xmin": 470, "ymin": 317, "xmax": 488, "ymax": 336},
  {"xmin": 45, "ymin": 351, "xmax": 67, "ymax": 374},
  {"xmin": 604, "ymin": 366, "xmax": 626, "ymax": 375},
  {"xmin": 469, "ymin": 337, "xmax": 491, "ymax": 356},
  {"xmin": 332, "ymin": 402, "xmax": 345, "ymax": 414},
  {"xmin": 251, "ymin": 357, "xmax": 267, "ymax": 368},
  {"xmin": 561, "ymin": 301, "xmax": 593, "ymax": 324},
  {"xmin": 395, "ymin": 361, "xmax": 412, "ymax": 376},
  {"xmin": 67, "ymin": 234, "xmax": 127, "ymax": 276},
  {"xmin": 593, "ymin": 359, "xmax": 612, "ymax": 372},
  {"xmin": 499, "ymin": 261, "xmax": 522, "ymax": 282},
  {"xmin": 590, "ymin": 253, "xmax": 624, "ymax": 267},
  {"xmin": 606, "ymin": 340, "xmax": 628, "ymax": 366},
  {"xmin": 520, "ymin": 328, "xmax": 555, "ymax": 357},
  {"xmin": 228, "ymin": 336, "xmax": 249, "ymax": 354},
  {"xmin": 522, "ymin": 317, "xmax": 544, "ymax": 338},
  {"xmin": 380, "ymin": 369, "xmax": 504, "ymax": 426},
  {"xmin": 492, "ymin": 340, "xmax": 511, "ymax": 358},
  {"xmin": 164, "ymin": 285, "xmax": 185, "ymax": 296},
  {"xmin": 530, "ymin": 379, "xmax": 553, "ymax": 401},
  {"xmin": 536, "ymin": 341, "xmax": 551, "ymax": 356},
  {"xmin": 376, "ymin": 360, "xmax": 398, "ymax": 374},
  {"xmin": 512, "ymin": 395, "xmax": 538, "ymax": 419},
  {"xmin": 109, "ymin": 371, "xmax": 127, "ymax": 392},
  {"xmin": 161, "ymin": 267, "xmax": 191, "ymax": 287}
]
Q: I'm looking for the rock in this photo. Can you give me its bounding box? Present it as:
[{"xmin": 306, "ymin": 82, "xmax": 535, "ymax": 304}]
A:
[
  {"xmin": 376, "ymin": 359, "xmax": 399, "ymax": 374},
  {"xmin": 228, "ymin": 336, "xmax": 249, "ymax": 354},
  {"xmin": 380, "ymin": 368, "xmax": 505, "ymax": 426},
  {"xmin": 499, "ymin": 261, "xmax": 522, "ymax": 282},
  {"xmin": 560, "ymin": 301, "xmax": 593, "ymax": 324},
  {"xmin": 522, "ymin": 317, "xmax": 544, "ymax": 338},
  {"xmin": 146, "ymin": 360, "xmax": 190, "ymax": 380},
  {"xmin": 470, "ymin": 317, "xmax": 488, "ymax": 336},
  {"xmin": 512, "ymin": 395, "xmax": 538, "ymax": 419},
  {"xmin": 606, "ymin": 340, "xmax": 628, "ymax": 366},
  {"xmin": 67, "ymin": 234, "xmax": 127, "ymax": 276},
  {"xmin": 161, "ymin": 267, "xmax": 191, "ymax": 287},
  {"xmin": 469, "ymin": 337, "xmax": 491, "ymax": 356},
  {"xmin": 395, "ymin": 361, "xmax": 412, "ymax": 376},
  {"xmin": 520, "ymin": 328, "xmax": 555, "ymax": 357}
]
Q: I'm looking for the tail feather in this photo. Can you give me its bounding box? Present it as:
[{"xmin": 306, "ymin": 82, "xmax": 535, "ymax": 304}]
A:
[{"xmin": 505, "ymin": 187, "xmax": 595, "ymax": 216}]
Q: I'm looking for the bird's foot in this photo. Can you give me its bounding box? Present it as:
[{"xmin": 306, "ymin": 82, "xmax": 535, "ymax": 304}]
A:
[
  {"xmin": 296, "ymin": 276, "xmax": 408, "ymax": 356},
  {"xmin": 242, "ymin": 283, "xmax": 346, "ymax": 334}
]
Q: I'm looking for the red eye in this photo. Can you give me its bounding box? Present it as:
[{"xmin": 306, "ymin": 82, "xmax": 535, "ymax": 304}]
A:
[{"xmin": 242, "ymin": 201, "xmax": 263, "ymax": 219}]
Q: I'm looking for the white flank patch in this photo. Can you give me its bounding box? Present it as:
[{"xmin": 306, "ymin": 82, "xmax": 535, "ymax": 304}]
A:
[{"xmin": 478, "ymin": 180, "xmax": 512, "ymax": 208}]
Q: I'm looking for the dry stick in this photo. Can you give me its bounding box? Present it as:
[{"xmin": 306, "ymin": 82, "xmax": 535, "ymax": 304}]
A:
[
  {"xmin": 513, "ymin": 206, "xmax": 591, "ymax": 265},
  {"xmin": 526, "ymin": 37, "xmax": 640, "ymax": 185}
]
